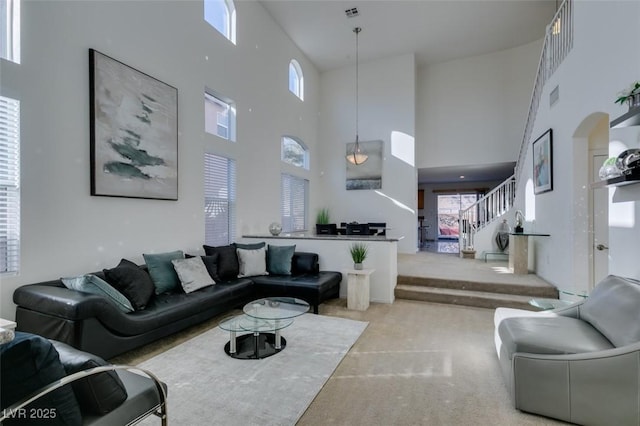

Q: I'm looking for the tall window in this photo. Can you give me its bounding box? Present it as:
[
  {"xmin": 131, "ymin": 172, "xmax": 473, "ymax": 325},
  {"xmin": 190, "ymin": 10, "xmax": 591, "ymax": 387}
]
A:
[
  {"xmin": 0, "ymin": 0, "xmax": 20, "ymax": 63},
  {"xmin": 204, "ymin": 0, "xmax": 236, "ymax": 44},
  {"xmin": 281, "ymin": 136, "xmax": 309, "ymax": 169},
  {"xmin": 205, "ymin": 91, "xmax": 235, "ymax": 141},
  {"xmin": 281, "ymin": 174, "xmax": 308, "ymax": 233},
  {"xmin": 204, "ymin": 154, "xmax": 236, "ymax": 246},
  {"xmin": 288, "ymin": 60, "xmax": 303, "ymax": 100},
  {"xmin": 0, "ymin": 95, "xmax": 20, "ymax": 274}
]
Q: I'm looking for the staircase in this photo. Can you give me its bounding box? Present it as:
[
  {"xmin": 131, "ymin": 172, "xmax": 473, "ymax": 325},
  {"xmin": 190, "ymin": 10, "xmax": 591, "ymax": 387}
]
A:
[{"xmin": 395, "ymin": 275, "xmax": 558, "ymax": 311}]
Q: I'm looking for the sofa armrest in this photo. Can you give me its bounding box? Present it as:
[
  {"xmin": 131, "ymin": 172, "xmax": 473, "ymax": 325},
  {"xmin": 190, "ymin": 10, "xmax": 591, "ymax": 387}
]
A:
[
  {"xmin": 13, "ymin": 284, "xmax": 121, "ymax": 321},
  {"xmin": 0, "ymin": 365, "xmax": 167, "ymax": 425}
]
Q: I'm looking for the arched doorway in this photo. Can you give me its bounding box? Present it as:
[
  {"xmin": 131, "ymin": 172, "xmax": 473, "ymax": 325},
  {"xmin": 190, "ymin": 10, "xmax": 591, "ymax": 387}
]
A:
[{"xmin": 573, "ymin": 112, "xmax": 609, "ymax": 291}]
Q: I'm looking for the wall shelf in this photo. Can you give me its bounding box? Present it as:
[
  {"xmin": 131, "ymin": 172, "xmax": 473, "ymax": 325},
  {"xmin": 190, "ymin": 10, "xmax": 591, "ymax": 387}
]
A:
[
  {"xmin": 610, "ymin": 107, "xmax": 640, "ymax": 128},
  {"xmin": 592, "ymin": 168, "xmax": 640, "ymax": 188}
]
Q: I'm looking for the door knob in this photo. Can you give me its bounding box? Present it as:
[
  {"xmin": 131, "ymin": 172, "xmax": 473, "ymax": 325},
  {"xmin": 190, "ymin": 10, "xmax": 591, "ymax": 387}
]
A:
[{"xmin": 596, "ymin": 244, "xmax": 609, "ymax": 251}]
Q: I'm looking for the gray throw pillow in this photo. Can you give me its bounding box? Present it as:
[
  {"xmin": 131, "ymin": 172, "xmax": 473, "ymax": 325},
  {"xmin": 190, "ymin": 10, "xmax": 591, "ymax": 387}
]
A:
[
  {"xmin": 172, "ymin": 257, "xmax": 215, "ymax": 293},
  {"xmin": 267, "ymin": 244, "xmax": 296, "ymax": 275},
  {"xmin": 62, "ymin": 274, "xmax": 134, "ymax": 313},
  {"xmin": 236, "ymin": 247, "xmax": 268, "ymax": 277},
  {"xmin": 143, "ymin": 250, "xmax": 184, "ymax": 294}
]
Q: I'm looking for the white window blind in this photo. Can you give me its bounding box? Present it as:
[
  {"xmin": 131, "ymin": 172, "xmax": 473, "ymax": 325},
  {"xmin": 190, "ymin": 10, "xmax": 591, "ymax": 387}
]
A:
[
  {"xmin": 0, "ymin": 0, "xmax": 21, "ymax": 64},
  {"xmin": 204, "ymin": 153, "xmax": 236, "ymax": 246},
  {"xmin": 0, "ymin": 95, "xmax": 20, "ymax": 274},
  {"xmin": 281, "ymin": 174, "xmax": 308, "ymax": 233}
]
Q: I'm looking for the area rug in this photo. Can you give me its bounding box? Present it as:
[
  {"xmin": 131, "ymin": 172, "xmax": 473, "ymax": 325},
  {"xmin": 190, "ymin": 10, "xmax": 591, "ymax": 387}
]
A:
[{"xmin": 138, "ymin": 314, "xmax": 368, "ymax": 426}]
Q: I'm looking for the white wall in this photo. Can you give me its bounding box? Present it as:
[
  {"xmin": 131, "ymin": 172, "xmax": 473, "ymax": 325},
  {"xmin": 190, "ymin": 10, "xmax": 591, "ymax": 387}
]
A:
[
  {"xmin": 317, "ymin": 53, "xmax": 417, "ymax": 253},
  {"xmin": 0, "ymin": 1, "xmax": 321, "ymax": 319},
  {"xmin": 416, "ymin": 40, "xmax": 542, "ymax": 169},
  {"xmin": 514, "ymin": 0, "xmax": 640, "ymax": 290}
]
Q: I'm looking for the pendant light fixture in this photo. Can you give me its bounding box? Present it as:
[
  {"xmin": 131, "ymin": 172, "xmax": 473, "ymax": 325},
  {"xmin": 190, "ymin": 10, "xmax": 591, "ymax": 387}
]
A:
[{"xmin": 346, "ymin": 27, "xmax": 368, "ymax": 165}]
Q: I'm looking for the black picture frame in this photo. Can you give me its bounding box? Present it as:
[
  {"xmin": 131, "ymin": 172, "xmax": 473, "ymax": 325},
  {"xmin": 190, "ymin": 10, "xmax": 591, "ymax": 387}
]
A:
[
  {"xmin": 532, "ymin": 129, "xmax": 553, "ymax": 195},
  {"xmin": 89, "ymin": 49, "xmax": 178, "ymax": 200}
]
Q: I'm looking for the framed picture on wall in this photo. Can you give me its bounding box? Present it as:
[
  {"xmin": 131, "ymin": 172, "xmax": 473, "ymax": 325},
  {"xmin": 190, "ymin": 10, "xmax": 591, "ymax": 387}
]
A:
[
  {"xmin": 532, "ymin": 129, "xmax": 553, "ymax": 195},
  {"xmin": 89, "ymin": 49, "xmax": 178, "ymax": 200}
]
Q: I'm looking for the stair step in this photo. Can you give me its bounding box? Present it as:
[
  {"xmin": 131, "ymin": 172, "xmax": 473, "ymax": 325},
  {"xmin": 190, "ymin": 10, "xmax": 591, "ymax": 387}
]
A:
[
  {"xmin": 395, "ymin": 284, "xmax": 540, "ymax": 311},
  {"xmin": 397, "ymin": 275, "xmax": 558, "ymax": 298}
]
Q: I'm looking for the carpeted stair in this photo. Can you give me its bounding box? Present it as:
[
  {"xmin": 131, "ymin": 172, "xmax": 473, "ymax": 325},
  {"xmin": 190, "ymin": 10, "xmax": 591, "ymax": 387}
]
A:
[{"xmin": 395, "ymin": 275, "xmax": 559, "ymax": 310}]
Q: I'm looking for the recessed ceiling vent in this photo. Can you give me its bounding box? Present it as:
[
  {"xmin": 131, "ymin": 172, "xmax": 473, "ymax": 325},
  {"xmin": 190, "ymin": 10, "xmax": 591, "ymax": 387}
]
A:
[{"xmin": 345, "ymin": 7, "xmax": 359, "ymax": 18}]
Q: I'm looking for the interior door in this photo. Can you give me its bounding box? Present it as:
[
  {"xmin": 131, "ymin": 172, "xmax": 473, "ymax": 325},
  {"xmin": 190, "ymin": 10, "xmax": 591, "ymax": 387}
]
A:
[{"xmin": 591, "ymin": 153, "xmax": 609, "ymax": 290}]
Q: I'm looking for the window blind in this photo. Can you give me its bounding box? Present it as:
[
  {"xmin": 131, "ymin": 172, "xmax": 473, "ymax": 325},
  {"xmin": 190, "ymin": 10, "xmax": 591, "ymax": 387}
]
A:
[
  {"xmin": 204, "ymin": 153, "xmax": 236, "ymax": 246},
  {"xmin": 281, "ymin": 174, "xmax": 308, "ymax": 233},
  {"xmin": 0, "ymin": 95, "xmax": 20, "ymax": 274}
]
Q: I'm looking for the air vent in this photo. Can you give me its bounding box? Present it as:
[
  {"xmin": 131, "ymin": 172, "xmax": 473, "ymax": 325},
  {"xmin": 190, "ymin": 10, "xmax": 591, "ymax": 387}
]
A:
[
  {"xmin": 550, "ymin": 85, "xmax": 559, "ymax": 107},
  {"xmin": 345, "ymin": 7, "xmax": 359, "ymax": 18}
]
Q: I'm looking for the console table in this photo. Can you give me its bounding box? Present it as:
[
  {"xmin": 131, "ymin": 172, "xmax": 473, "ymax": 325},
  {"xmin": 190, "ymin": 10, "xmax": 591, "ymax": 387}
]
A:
[{"xmin": 508, "ymin": 233, "xmax": 550, "ymax": 275}]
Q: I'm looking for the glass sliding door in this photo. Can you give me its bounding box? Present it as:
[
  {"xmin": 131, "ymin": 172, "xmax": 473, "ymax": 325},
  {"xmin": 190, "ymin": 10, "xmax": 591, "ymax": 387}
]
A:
[{"xmin": 437, "ymin": 193, "xmax": 479, "ymax": 239}]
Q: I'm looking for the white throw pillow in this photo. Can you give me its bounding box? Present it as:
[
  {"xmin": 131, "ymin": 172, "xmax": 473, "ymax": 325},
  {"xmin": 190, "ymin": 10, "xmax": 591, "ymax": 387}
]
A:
[
  {"xmin": 236, "ymin": 247, "xmax": 268, "ymax": 277},
  {"xmin": 171, "ymin": 257, "xmax": 215, "ymax": 293}
]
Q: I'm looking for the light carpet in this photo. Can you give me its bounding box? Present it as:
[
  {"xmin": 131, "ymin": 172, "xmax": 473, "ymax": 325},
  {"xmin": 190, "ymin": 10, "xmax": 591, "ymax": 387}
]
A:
[{"xmin": 138, "ymin": 314, "xmax": 368, "ymax": 426}]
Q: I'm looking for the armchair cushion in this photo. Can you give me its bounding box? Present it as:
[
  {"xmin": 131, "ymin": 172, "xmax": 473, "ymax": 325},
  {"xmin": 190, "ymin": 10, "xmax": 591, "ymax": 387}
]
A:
[
  {"xmin": 498, "ymin": 316, "xmax": 614, "ymax": 358},
  {"xmin": 51, "ymin": 340, "xmax": 127, "ymax": 415},
  {"xmin": 0, "ymin": 332, "xmax": 82, "ymax": 425}
]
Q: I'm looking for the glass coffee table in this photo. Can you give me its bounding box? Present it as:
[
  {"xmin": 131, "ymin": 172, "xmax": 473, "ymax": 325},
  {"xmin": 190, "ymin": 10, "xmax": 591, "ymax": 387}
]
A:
[{"xmin": 218, "ymin": 297, "xmax": 310, "ymax": 359}]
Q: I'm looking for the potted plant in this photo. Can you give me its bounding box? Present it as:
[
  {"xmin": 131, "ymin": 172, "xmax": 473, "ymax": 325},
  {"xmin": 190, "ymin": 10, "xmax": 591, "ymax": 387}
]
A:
[
  {"xmin": 315, "ymin": 208, "xmax": 336, "ymax": 235},
  {"xmin": 349, "ymin": 242, "xmax": 368, "ymax": 270},
  {"xmin": 615, "ymin": 81, "xmax": 640, "ymax": 110}
]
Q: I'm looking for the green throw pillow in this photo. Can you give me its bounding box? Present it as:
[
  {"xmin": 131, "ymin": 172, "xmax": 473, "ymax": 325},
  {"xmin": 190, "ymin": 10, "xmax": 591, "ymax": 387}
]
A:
[
  {"xmin": 267, "ymin": 244, "xmax": 296, "ymax": 275},
  {"xmin": 61, "ymin": 274, "xmax": 134, "ymax": 313},
  {"xmin": 143, "ymin": 250, "xmax": 184, "ymax": 294}
]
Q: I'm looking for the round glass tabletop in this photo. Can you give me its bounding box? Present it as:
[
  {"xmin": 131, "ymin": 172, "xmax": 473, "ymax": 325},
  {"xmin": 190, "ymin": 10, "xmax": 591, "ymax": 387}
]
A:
[
  {"xmin": 218, "ymin": 314, "xmax": 293, "ymax": 333},
  {"xmin": 243, "ymin": 297, "xmax": 310, "ymax": 320}
]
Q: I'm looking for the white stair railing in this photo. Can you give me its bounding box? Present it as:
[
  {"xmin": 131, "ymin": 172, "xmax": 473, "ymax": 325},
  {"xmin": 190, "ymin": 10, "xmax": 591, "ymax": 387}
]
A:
[
  {"xmin": 459, "ymin": 175, "xmax": 516, "ymax": 251},
  {"xmin": 515, "ymin": 0, "xmax": 573, "ymax": 182}
]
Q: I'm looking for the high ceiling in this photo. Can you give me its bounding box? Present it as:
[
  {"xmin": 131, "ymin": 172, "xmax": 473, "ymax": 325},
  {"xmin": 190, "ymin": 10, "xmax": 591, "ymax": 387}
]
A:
[
  {"xmin": 260, "ymin": 0, "xmax": 557, "ymax": 72},
  {"xmin": 259, "ymin": 0, "xmax": 556, "ymax": 184}
]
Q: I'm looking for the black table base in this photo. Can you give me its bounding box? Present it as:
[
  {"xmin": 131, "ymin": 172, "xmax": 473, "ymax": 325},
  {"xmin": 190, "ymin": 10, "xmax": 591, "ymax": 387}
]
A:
[{"xmin": 224, "ymin": 333, "xmax": 287, "ymax": 360}]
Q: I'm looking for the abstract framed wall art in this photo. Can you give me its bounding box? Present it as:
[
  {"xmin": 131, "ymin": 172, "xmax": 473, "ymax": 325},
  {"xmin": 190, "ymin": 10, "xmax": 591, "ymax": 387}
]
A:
[
  {"xmin": 346, "ymin": 140, "xmax": 383, "ymax": 190},
  {"xmin": 89, "ymin": 49, "xmax": 178, "ymax": 200},
  {"xmin": 532, "ymin": 128, "xmax": 553, "ymax": 195}
]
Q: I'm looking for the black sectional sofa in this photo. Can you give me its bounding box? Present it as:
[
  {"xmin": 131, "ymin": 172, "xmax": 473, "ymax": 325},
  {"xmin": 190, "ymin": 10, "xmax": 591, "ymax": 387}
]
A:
[{"xmin": 13, "ymin": 251, "xmax": 341, "ymax": 359}]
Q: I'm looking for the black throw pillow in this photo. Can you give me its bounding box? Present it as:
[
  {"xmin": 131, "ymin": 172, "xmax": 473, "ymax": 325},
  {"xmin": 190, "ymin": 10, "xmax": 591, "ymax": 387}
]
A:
[
  {"xmin": 50, "ymin": 340, "xmax": 127, "ymax": 415},
  {"xmin": 103, "ymin": 259, "xmax": 155, "ymax": 310},
  {"xmin": 185, "ymin": 253, "xmax": 220, "ymax": 282},
  {"xmin": 0, "ymin": 332, "xmax": 82, "ymax": 426},
  {"xmin": 203, "ymin": 245, "xmax": 239, "ymax": 282}
]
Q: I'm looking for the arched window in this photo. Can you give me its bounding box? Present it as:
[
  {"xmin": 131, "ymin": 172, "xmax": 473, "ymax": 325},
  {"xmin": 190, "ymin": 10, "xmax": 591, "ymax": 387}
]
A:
[
  {"xmin": 204, "ymin": 0, "xmax": 236, "ymax": 44},
  {"xmin": 281, "ymin": 136, "xmax": 309, "ymax": 169},
  {"xmin": 288, "ymin": 60, "xmax": 304, "ymax": 100}
]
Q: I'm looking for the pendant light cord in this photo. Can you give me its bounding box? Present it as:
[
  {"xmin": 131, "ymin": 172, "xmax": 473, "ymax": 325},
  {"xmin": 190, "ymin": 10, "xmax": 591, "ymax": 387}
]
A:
[{"xmin": 354, "ymin": 27, "xmax": 361, "ymax": 145}]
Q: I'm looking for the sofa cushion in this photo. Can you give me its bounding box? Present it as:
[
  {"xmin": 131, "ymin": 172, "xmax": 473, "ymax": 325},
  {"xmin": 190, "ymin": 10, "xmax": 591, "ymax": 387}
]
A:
[
  {"xmin": 0, "ymin": 332, "xmax": 82, "ymax": 426},
  {"xmin": 267, "ymin": 244, "xmax": 296, "ymax": 275},
  {"xmin": 51, "ymin": 340, "xmax": 127, "ymax": 415},
  {"xmin": 172, "ymin": 257, "xmax": 215, "ymax": 293},
  {"xmin": 203, "ymin": 244, "xmax": 239, "ymax": 282},
  {"xmin": 580, "ymin": 275, "xmax": 640, "ymax": 347},
  {"xmin": 498, "ymin": 316, "xmax": 614, "ymax": 360},
  {"xmin": 143, "ymin": 250, "xmax": 185, "ymax": 295},
  {"xmin": 61, "ymin": 274, "xmax": 134, "ymax": 313},
  {"xmin": 104, "ymin": 259, "xmax": 155, "ymax": 310},
  {"xmin": 237, "ymin": 247, "xmax": 268, "ymax": 277},
  {"xmin": 292, "ymin": 252, "xmax": 319, "ymax": 275}
]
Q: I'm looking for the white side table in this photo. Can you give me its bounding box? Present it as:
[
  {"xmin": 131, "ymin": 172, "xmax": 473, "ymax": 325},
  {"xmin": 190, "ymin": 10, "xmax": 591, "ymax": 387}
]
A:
[{"xmin": 346, "ymin": 269, "xmax": 374, "ymax": 311}]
